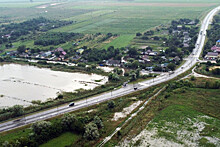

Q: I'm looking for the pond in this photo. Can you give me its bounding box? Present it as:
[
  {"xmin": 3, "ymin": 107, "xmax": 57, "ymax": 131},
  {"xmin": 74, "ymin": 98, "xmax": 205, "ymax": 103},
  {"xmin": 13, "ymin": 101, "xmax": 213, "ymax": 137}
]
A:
[{"xmin": 0, "ymin": 64, "xmax": 107, "ymax": 108}]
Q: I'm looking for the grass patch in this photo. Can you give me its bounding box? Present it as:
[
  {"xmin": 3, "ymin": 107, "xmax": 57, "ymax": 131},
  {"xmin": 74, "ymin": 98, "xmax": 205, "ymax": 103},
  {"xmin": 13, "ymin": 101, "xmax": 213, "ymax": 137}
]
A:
[
  {"xmin": 104, "ymin": 35, "xmax": 135, "ymax": 48},
  {"xmin": 40, "ymin": 132, "xmax": 79, "ymax": 147}
]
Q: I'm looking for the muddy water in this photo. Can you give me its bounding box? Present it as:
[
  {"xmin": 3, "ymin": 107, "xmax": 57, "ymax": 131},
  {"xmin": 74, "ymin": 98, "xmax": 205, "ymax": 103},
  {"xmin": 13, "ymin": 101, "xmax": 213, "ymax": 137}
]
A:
[{"xmin": 0, "ymin": 64, "xmax": 107, "ymax": 108}]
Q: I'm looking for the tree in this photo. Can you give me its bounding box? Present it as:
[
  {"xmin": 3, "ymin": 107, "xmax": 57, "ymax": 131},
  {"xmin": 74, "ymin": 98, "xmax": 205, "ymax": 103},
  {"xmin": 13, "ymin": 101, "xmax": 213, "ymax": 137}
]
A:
[
  {"xmin": 136, "ymin": 32, "xmax": 142, "ymax": 36},
  {"xmin": 107, "ymin": 101, "xmax": 115, "ymax": 109},
  {"xmin": 11, "ymin": 105, "xmax": 24, "ymax": 117},
  {"xmin": 93, "ymin": 116, "xmax": 103, "ymax": 129},
  {"xmin": 17, "ymin": 45, "xmax": 26, "ymax": 54},
  {"xmin": 108, "ymin": 73, "xmax": 119, "ymax": 81},
  {"xmin": 131, "ymin": 60, "xmax": 139, "ymax": 69},
  {"xmin": 128, "ymin": 48, "xmax": 138, "ymax": 57},
  {"xmin": 83, "ymin": 122, "xmax": 100, "ymax": 140},
  {"xmin": 113, "ymin": 67, "xmax": 123, "ymax": 75},
  {"xmin": 153, "ymin": 65, "xmax": 162, "ymax": 72},
  {"xmin": 78, "ymin": 63, "xmax": 86, "ymax": 67},
  {"xmin": 167, "ymin": 63, "xmax": 176, "ymax": 71},
  {"xmin": 61, "ymin": 113, "xmax": 77, "ymax": 131},
  {"xmin": 32, "ymin": 121, "xmax": 52, "ymax": 142},
  {"xmin": 190, "ymin": 76, "xmax": 196, "ymax": 81}
]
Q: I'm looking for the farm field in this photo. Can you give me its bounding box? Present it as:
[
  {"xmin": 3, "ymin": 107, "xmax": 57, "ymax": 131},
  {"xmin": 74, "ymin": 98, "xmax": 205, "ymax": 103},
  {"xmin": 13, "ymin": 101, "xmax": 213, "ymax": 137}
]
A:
[{"xmin": 0, "ymin": 0, "xmax": 219, "ymax": 47}]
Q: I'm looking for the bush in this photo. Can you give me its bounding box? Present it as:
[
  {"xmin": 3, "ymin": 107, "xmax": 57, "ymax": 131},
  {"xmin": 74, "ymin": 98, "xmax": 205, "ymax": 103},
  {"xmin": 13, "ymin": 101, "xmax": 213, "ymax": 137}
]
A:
[
  {"xmin": 61, "ymin": 113, "xmax": 77, "ymax": 131},
  {"xmin": 93, "ymin": 116, "xmax": 103, "ymax": 129},
  {"xmin": 78, "ymin": 63, "xmax": 86, "ymax": 67},
  {"xmin": 83, "ymin": 122, "xmax": 100, "ymax": 140},
  {"xmin": 32, "ymin": 121, "xmax": 52, "ymax": 143},
  {"xmin": 57, "ymin": 94, "xmax": 64, "ymax": 99},
  {"xmin": 10, "ymin": 105, "xmax": 24, "ymax": 117},
  {"xmin": 190, "ymin": 76, "xmax": 196, "ymax": 81},
  {"xmin": 107, "ymin": 101, "xmax": 115, "ymax": 109}
]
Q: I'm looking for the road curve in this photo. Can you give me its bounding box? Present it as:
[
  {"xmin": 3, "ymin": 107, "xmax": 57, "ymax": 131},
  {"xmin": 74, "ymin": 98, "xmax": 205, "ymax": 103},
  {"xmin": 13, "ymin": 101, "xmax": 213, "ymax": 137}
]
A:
[{"xmin": 0, "ymin": 6, "xmax": 220, "ymax": 133}]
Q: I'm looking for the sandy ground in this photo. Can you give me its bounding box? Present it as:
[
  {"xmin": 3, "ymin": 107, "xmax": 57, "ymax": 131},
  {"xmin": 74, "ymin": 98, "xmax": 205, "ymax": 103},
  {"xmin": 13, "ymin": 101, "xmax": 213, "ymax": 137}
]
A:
[{"xmin": 111, "ymin": 100, "xmax": 142, "ymax": 121}]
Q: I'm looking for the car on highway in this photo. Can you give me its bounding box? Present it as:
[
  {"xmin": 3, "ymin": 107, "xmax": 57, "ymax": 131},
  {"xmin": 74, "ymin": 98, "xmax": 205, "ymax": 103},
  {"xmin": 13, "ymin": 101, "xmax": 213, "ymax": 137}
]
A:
[
  {"xmin": 69, "ymin": 102, "xmax": 75, "ymax": 107},
  {"xmin": 134, "ymin": 87, "xmax": 138, "ymax": 90},
  {"xmin": 169, "ymin": 71, "xmax": 174, "ymax": 75}
]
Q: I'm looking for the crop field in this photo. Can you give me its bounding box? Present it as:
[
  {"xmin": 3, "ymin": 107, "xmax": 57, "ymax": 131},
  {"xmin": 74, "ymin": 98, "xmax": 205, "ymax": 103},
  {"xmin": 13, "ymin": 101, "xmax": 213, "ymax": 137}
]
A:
[{"xmin": 0, "ymin": 0, "xmax": 219, "ymax": 47}]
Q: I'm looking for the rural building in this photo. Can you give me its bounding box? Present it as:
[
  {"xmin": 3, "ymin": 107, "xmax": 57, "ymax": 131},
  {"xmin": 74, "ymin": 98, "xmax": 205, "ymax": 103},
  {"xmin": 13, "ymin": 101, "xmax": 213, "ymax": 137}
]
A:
[
  {"xmin": 106, "ymin": 59, "xmax": 121, "ymax": 67},
  {"xmin": 211, "ymin": 45, "xmax": 220, "ymax": 53},
  {"xmin": 204, "ymin": 52, "xmax": 219, "ymax": 60},
  {"xmin": 149, "ymin": 52, "xmax": 158, "ymax": 56},
  {"xmin": 177, "ymin": 25, "xmax": 182, "ymax": 30}
]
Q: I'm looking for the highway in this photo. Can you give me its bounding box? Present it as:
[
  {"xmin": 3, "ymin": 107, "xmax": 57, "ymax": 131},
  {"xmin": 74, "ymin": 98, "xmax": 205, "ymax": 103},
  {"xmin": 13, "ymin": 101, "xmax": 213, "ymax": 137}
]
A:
[{"xmin": 0, "ymin": 6, "xmax": 220, "ymax": 133}]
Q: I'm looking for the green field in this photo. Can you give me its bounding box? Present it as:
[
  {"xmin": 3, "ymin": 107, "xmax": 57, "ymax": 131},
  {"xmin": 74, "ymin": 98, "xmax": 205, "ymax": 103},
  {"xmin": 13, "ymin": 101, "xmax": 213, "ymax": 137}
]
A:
[
  {"xmin": 0, "ymin": 0, "xmax": 219, "ymax": 48},
  {"xmin": 40, "ymin": 132, "xmax": 79, "ymax": 147},
  {"xmin": 104, "ymin": 35, "xmax": 135, "ymax": 48}
]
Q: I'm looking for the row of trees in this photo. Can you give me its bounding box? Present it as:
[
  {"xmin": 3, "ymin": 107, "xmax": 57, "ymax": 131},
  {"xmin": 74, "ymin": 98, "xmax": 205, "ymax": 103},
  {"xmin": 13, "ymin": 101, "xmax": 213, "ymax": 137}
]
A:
[
  {"xmin": 2, "ymin": 114, "xmax": 104, "ymax": 146},
  {"xmin": 0, "ymin": 17, "xmax": 73, "ymax": 44},
  {"xmin": 0, "ymin": 105, "xmax": 24, "ymax": 121},
  {"xmin": 34, "ymin": 32, "xmax": 83, "ymax": 46},
  {"xmin": 82, "ymin": 46, "xmax": 121, "ymax": 62}
]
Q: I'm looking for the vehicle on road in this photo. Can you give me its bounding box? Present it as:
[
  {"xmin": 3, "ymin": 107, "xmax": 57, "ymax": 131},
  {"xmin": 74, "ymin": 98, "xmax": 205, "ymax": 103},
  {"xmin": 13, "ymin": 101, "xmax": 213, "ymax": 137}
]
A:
[
  {"xmin": 134, "ymin": 87, "xmax": 138, "ymax": 90},
  {"xmin": 169, "ymin": 71, "xmax": 174, "ymax": 75},
  {"xmin": 69, "ymin": 102, "xmax": 75, "ymax": 106}
]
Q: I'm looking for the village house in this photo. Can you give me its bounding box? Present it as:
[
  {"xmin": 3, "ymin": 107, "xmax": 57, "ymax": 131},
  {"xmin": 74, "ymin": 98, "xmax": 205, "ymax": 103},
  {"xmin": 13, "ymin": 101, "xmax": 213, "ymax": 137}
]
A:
[
  {"xmin": 211, "ymin": 45, "xmax": 220, "ymax": 53},
  {"xmin": 177, "ymin": 25, "xmax": 182, "ymax": 30},
  {"xmin": 174, "ymin": 56, "xmax": 181, "ymax": 62},
  {"xmin": 1, "ymin": 34, "xmax": 11, "ymax": 39},
  {"xmin": 187, "ymin": 20, "xmax": 196, "ymax": 25},
  {"xmin": 183, "ymin": 43, "xmax": 189, "ymax": 48},
  {"xmin": 76, "ymin": 48, "xmax": 84, "ymax": 54},
  {"xmin": 149, "ymin": 51, "xmax": 158, "ymax": 56},
  {"xmin": 142, "ymin": 55, "xmax": 151, "ymax": 62},
  {"xmin": 204, "ymin": 52, "xmax": 219, "ymax": 60},
  {"xmin": 106, "ymin": 59, "xmax": 121, "ymax": 67}
]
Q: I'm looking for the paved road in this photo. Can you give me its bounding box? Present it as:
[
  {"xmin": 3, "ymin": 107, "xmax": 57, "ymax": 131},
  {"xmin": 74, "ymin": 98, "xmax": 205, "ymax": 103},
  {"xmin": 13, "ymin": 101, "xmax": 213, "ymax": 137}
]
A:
[{"xmin": 0, "ymin": 6, "xmax": 220, "ymax": 133}]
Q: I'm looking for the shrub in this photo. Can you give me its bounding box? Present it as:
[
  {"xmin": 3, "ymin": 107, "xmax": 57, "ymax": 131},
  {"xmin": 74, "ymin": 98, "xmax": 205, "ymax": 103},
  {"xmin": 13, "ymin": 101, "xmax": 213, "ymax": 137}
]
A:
[
  {"xmin": 107, "ymin": 101, "xmax": 115, "ymax": 109},
  {"xmin": 83, "ymin": 122, "xmax": 100, "ymax": 140},
  {"xmin": 93, "ymin": 116, "xmax": 103, "ymax": 129}
]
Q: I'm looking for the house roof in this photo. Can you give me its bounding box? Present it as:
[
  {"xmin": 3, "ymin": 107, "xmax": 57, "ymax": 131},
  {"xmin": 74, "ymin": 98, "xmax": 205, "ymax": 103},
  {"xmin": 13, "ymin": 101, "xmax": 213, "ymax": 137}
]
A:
[
  {"xmin": 206, "ymin": 52, "xmax": 218, "ymax": 56},
  {"xmin": 55, "ymin": 47, "xmax": 64, "ymax": 52},
  {"xmin": 107, "ymin": 59, "xmax": 120, "ymax": 65},
  {"xmin": 217, "ymin": 40, "xmax": 220, "ymax": 43}
]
